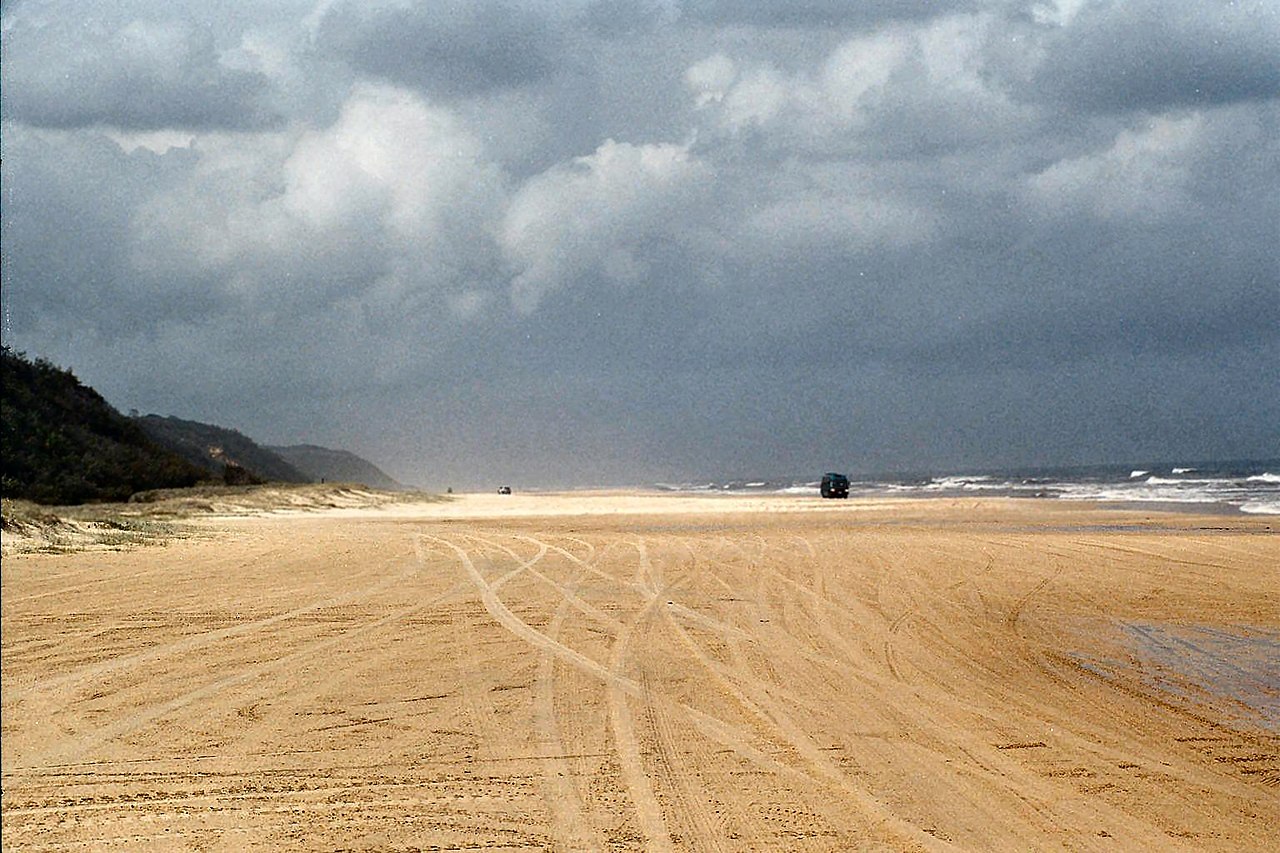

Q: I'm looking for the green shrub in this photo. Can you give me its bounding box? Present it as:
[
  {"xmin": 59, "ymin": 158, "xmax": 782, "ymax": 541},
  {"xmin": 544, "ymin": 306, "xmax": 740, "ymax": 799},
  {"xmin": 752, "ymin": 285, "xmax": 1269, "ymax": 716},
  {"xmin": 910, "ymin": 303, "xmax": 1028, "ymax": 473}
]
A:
[{"xmin": 1, "ymin": 346, "xmax": 209, "ymax": 505}]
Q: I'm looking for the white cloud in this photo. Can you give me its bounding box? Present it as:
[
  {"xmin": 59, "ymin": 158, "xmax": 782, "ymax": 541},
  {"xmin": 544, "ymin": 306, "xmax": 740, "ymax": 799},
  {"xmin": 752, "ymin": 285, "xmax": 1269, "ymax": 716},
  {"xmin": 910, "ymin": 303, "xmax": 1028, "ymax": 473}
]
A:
[
  {"xmin": 281, "ymin": 84, "xmax": 503, "ymax": 238},
  {"xmin": 502, "ymin": 138, "xmax": 709, "ymax": 312},
  {"xmin": 1030, "ymin": 0, "xmax": 1088, "ymax": 27},
  {"xmin": 1025, "ymin": 114, "xmax": 1205, "ymax": 221},
  {"xmin": 688, "ymin": 14, "xmax": 1025, "ymax": 152},
  {"xmin": 685, "ymin": 53, "xmax": 737, "ymax": 107},
  {"xmin": 132, "ymin": 85, "xmax": 508, "ymax": 316},
  {"xmin": 820, "ymin": 28, "xmax": 913, "ymax": 120},
  {"xmin": 721, "ymin": 65, "xmax": 790, "ymax": 130},
  {"xmin": 104, "ymin": 129, "xmax": 197, "ymax": 154},
  {"xmin": 743, "ymin": 193, "xmax": 934, "ymax": 254}
]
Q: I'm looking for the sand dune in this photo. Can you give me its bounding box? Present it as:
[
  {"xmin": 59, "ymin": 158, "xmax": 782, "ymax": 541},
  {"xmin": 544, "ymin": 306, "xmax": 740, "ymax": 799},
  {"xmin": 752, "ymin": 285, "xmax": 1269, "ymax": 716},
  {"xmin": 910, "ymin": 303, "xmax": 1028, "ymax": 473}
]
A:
[{"xmin": 2, "ymin": 493, "xmax": 1276, "ymax": 850}]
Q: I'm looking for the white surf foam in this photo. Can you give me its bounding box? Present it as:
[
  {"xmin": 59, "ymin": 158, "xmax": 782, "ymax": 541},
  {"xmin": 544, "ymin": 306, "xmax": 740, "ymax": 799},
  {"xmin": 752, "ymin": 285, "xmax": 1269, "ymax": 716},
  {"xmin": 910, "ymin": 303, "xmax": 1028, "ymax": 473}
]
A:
[{"xmin": 925, "ymin": 475, "xmax": 996, "ymax": 491}]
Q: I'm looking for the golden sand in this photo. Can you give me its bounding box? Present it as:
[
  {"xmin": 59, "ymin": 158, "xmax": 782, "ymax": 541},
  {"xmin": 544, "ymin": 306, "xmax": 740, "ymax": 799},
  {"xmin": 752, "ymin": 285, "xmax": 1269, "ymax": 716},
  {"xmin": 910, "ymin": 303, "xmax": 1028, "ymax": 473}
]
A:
[{"xmin": 3, "ymin": 493, "xmax": 1277, "ymax": 850}]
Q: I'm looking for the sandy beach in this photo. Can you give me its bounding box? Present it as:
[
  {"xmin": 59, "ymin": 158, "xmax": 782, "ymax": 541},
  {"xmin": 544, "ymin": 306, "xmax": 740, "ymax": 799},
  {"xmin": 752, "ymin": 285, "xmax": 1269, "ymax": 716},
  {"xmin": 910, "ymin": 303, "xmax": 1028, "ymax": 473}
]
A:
[{"xmin": 2, "ymin": 492, "xmax": 1277, "ymax": 851}]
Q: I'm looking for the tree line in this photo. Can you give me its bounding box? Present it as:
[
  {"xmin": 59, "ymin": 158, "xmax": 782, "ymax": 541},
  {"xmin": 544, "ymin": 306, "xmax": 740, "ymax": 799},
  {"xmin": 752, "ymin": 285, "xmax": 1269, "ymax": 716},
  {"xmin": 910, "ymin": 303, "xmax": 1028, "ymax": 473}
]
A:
[{"xmin": 1, "ymin": 346, "xmax": 207, "ymax": 504}]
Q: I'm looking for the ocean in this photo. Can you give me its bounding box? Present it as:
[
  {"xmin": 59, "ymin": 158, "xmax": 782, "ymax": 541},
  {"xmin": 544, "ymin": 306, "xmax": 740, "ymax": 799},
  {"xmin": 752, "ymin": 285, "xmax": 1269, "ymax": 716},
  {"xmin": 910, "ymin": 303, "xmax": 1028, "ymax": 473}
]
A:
[{"xmin": 654, "ymin": 459, "xmax": 1280, "ymax": 515}]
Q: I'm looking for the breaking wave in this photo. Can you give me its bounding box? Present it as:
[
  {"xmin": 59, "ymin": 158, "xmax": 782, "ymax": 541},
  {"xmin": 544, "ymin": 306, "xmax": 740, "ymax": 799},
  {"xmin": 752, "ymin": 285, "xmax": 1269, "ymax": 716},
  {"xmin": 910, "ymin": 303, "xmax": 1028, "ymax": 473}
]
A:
[{"xmin": 655, "ymin": 460, "xmax": 1280, "ymax": 514}]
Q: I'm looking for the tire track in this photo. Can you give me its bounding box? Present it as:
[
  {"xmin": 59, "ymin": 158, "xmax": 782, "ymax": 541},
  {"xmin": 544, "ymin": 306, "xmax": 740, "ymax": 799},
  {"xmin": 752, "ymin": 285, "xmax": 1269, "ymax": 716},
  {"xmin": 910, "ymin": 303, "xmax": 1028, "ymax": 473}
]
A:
[
  {"xmin": 708, "ymin": 547, "xmax": 955, "ymax": 849},
  {"xmin": 637, "ymin": 537, "xmax": 736, "ymax": 850},
  {"xmin": 2, "ymin": 544, "xmax": 300, "ymax": 607},
  {"xmin": 473, "ymin": 530, "xmax": 611, "ymax": 851},
  {"xmin": 431, "ymin": 530, "xmax": 952, "ymax": 852},
  {"xmin": 532, "ymin": 533, "xmax": 751, "ymax": 642},
  {"xmin": 8, "ymin": 532, "xmax": 464, "ymax": 773},
  {"xmin": 535, "ymin": 574, "xmax": 607, "ymax": 851},
  {"xmin": 484, "ymin": 534, "xmax": 624, "ymax": 635},
  {"xmin": 11, "ymin": 540, "xmax": 433, "ymax": 702},
  {"xmin": 7, "ymin": 575, "xmax": 472, "ymax": 773},
  {"xmin": 631, "ymin": 534, "xmax": 952, "ymax": 846},
  {"xmin": 640, "ymin": 662, "xmax": 729, "ymax": 852},
  {"xmin": 607, "ymin": 584, "xmax": 673, "ymax": 851},
  {"xmin": 709, "ymin": 534, "xmax": 1015, "ymax": 845}
]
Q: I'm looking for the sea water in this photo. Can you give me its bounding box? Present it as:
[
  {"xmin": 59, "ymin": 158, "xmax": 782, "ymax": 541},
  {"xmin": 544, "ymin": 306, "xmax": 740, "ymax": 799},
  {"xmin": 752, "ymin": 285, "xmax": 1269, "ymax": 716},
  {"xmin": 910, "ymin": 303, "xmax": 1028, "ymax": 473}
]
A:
[{"xmin": 654, "ymin": 459, "xmax": 1280, "ymax": 515}]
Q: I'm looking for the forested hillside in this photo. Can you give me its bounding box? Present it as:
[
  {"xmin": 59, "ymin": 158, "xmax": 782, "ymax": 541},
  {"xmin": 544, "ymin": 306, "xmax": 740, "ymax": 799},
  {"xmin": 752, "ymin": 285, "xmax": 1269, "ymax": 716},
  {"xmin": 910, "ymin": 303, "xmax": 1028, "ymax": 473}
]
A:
[
  {"xmin": 135, "ymin": 415, "xmax": 311, "ymax": 485},
  {"xmin": 269, "ymin": 444, "xmax": 404, "ymax": 490},
  {"xmin": 1, "ymin": 347, "xmax": 207, "ymax": 504}
]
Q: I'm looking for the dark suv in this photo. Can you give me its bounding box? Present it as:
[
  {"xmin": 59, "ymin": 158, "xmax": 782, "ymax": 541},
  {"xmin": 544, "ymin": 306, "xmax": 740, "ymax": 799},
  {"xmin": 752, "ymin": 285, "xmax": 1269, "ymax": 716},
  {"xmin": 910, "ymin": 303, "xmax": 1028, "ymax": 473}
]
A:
[{"xmin": 820, "ymin": 472, "xmax": 850, "ymax": 499}]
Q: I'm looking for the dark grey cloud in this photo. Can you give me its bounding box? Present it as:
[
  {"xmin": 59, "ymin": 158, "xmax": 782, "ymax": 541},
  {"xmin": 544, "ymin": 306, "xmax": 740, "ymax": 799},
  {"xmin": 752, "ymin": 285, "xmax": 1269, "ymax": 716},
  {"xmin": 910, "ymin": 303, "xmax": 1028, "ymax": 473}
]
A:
[
  {"xmin": 1, "ymin": 14, "xmax": 280, "ymax": 130},
  {"xmin": 0, "ymin": 127, "xmax": 215, "ymax": 331},
  {"xmin": 316, "ymin": 1, "xmax": 561, "ymax": 97},
  {"xmin": 577, "ymin": 0, "xmax": 678, "ymax": 38},
  {"xmin": 1022, "ymin": 0, "xmax": 1280, "ymax": 113},
  {"xmin": 680, "ymin": 0, "xmax": 978, "ymax": 28},
  {"xmin": 3, "ymin": 0, "xmax": 1277, "ymax": 487}
]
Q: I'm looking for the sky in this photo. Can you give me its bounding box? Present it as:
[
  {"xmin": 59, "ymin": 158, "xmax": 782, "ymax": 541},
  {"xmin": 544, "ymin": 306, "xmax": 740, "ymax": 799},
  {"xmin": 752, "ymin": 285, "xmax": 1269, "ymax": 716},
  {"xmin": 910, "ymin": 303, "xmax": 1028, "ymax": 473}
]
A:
[{"xmin": 2, "ymin": 0, "xmax": 1278, "ymax": 489}]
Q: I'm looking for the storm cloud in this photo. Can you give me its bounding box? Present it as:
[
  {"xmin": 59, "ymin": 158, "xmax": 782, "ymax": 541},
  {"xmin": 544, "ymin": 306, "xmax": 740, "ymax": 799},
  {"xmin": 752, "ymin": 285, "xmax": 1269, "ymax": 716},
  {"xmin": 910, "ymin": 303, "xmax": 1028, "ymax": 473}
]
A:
[
  {"xmin": 2, "ymin": 0, "xmax": 1276, "ymax": 488},
  {"xmin": 316, "ymin": 1, "xmax": 562, "ymax": 97},
  {"xmin": 2, "ymin": 9, "xmax": 281, "ymax": 130}
]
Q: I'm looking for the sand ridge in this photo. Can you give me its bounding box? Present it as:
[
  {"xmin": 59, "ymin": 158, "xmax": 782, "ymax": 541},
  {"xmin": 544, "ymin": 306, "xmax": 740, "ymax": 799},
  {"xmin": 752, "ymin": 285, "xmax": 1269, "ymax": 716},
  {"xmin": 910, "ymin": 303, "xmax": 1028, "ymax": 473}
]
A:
[{"xmin": 2, "ymin": 493, "xmax": 1277, "ymax": 850}]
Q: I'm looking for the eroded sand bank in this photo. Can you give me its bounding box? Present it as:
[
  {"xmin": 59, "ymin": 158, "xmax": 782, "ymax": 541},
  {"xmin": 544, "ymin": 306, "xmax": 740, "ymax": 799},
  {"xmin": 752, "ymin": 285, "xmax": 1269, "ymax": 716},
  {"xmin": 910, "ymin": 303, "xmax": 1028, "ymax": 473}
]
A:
[{"xmin": 3, "ymin": 493, "xmax": 1277, "ymax": 850}]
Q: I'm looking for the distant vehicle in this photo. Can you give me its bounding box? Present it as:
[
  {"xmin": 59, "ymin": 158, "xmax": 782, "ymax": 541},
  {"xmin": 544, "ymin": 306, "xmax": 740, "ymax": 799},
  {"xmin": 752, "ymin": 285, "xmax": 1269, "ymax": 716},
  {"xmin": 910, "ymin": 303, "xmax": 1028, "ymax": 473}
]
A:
[
  {"xmin": 497, "ymin": 485, "xmax": 512, "ymax": 495},
  {"xmin": 820, "ymin": 472, "xmax": 850, "ymax": 499}
]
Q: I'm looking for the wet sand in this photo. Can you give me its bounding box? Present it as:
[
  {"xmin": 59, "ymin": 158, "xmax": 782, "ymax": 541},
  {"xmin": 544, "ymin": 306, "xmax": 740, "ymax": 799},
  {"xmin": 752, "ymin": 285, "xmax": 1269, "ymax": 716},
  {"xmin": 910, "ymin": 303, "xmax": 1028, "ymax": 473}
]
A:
[{"xmin": 2, "ymin": 493, "xmax": 1277, "ymax": 850}]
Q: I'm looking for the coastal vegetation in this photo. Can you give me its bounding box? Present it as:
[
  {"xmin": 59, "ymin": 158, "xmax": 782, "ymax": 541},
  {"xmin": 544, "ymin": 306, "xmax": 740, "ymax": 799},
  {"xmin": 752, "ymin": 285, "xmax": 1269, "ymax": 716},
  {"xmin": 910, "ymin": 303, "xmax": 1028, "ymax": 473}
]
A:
[
  {"xmin": 1, "ymin": 346, "xmax": 427, "ymax": 551},
  {"xmin": 133, "ymin": 414, "xmax": 310, "ymax": 484},
  {"xmin": 1, "ymin": 346, "xmax": 206, "ymax": 504},
  {"xmin": 2, "ymin": 346, "xmax": 411, "ymax": 508}
]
